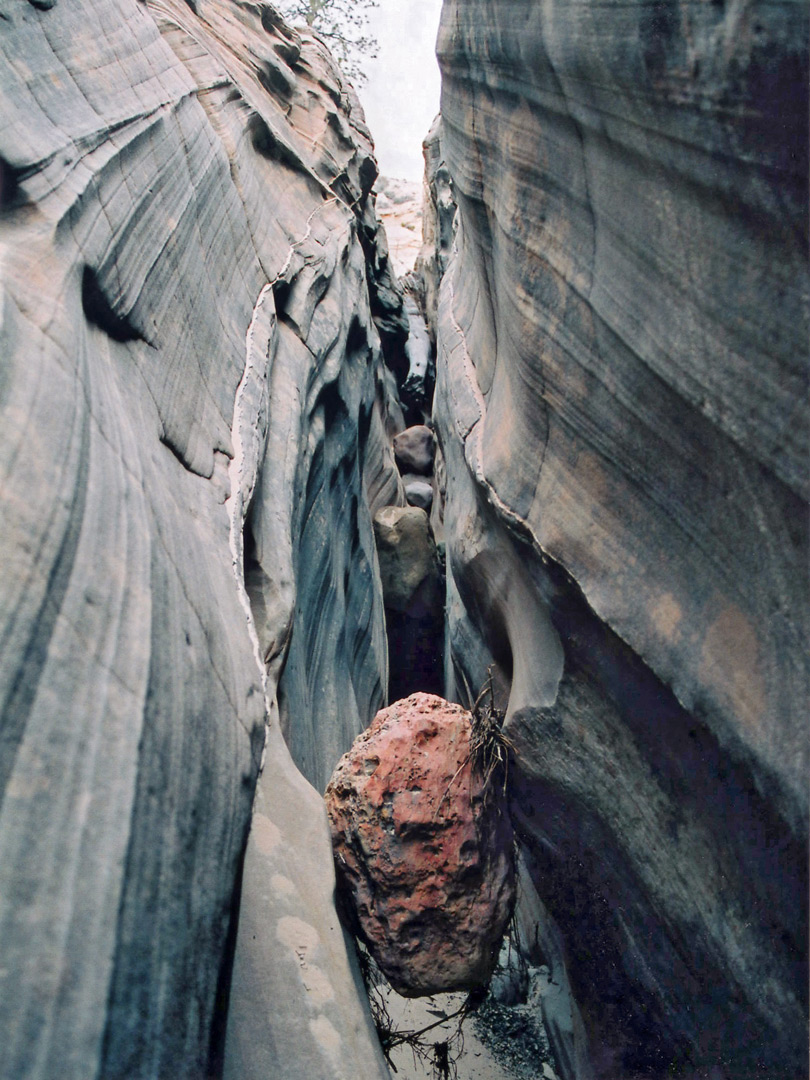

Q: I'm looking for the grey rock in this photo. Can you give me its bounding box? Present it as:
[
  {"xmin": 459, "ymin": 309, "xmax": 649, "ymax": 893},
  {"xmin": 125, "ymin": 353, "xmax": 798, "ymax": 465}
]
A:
[
  {"xmin": 433, "ymin": 0, "xmax": 809, "ymax": 1076},
  {"xmin": 223, "ymin": 726, "xmax": 390, "ymax": 1080},
  {"xmin": 402, "ymin": 474, "xmax": 434, "ymax": 512},
  {"xmin": 415, "ymin": 115, "xmax": 456, "ymax": 343},
  {"xmin": 373, "ymin": 505, "xmax": 440, "ymax": 616},
  {"xmin": 393, "ymin": 423, "xmax": 435, "ymax": 476},
  {"xmin": 247, "ymin": 198, "xmax": 394, "ymax": 794}
]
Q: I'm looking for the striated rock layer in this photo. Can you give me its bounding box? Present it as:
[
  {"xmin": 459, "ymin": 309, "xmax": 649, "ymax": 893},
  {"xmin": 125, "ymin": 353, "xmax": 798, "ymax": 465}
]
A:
[
  {"xmin": 433, "ymin": 1, "xmax": 808, "ymax": 1077},
  {"xmin": 325, "ymin": 693, "xmax": 515, "ymax": 996},
  {"xmin": 0, "ymin": 2, "xmax": 403, "ymax": 1077}
]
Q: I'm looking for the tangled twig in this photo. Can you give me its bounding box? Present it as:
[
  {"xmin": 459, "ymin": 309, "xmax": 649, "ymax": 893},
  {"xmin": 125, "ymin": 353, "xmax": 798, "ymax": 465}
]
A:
[
  {"xmin": 434, "ymin": 668, "xmax": 513, "ymax": 821},
  {"xmin": 468, "ymin": 668, "xmax": 514, "ymax": 800},
  {"xmin": 356, "ymin": 944, "xmax": 470, "ymax": 1079}
]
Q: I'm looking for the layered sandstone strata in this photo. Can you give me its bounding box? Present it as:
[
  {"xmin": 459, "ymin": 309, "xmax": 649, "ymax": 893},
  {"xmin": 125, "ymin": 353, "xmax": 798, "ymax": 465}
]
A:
[
  {"xmin": 433, "ymin": 1, "xmax": 808, "ymax": 1076},
  {"xmin": 0, "ymin": 2, "xmax": 403, "ymax": 1076}
]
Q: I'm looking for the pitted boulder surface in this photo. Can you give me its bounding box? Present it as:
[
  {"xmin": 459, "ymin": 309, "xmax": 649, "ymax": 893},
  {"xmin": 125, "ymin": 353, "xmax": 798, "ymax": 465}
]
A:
[{"xmin": 325, "ymin": 693, "xmax": 515, "ymax": 997}]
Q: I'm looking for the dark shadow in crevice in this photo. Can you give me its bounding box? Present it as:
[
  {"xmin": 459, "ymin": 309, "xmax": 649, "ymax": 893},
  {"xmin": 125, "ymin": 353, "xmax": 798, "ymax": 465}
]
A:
[
  {"xmin": 81, "ymin": 265, "xmax": 147, "ymax": 344},
  {"xmin": 386, "ymin": 608, "xmax": 444, "ymax": 702},
  {"xmin": 206, "ymin": 821, "xmax": 249, "ymax": 1079},
  {"xmin": 0, "ymin": 156, "xmax": 24, "ymax": 211},
  {"xmin": 506, "ymin": 547, "xmax": 808, "ymax": 1078}
]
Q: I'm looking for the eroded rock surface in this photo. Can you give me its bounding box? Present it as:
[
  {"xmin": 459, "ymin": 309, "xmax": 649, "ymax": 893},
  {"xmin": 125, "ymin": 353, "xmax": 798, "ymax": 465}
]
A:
[
  {"xmin": 415, "ymin": 115, "xmax": 456, "ymax": 345},
  {"xmin": 433, "ymin": 0, "xmax": 809, "ymax": 1076},
  {"xmin": 375, "ymin": 175, "xmax": 423, "ymax": 277},
  {"xmin": 401, "ymin": 291, "xmax": 435, "ymax": 420},
  {"xmin": 0, "ymin": 2, "xmax": 403, "ymax": 1076},
  {"xmin": 326, "ymin": 693, "xmax": 515, "ymax": 996}
]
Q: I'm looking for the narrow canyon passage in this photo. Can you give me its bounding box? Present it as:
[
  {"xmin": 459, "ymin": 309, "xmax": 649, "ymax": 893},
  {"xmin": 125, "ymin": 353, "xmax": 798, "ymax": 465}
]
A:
[{"xmin": 0, "ymin": 2, "xmax": 806, "ymax": 1080}]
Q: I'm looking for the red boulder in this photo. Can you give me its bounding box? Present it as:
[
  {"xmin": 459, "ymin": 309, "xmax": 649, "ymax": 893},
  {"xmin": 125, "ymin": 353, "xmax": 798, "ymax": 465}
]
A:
[{"xmin": 325, "ymin": 693, "xmax": 515, "ymax": 996}]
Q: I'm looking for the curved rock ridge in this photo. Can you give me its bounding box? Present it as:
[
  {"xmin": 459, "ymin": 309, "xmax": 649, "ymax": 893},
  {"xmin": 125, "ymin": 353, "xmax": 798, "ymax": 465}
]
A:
[
  {"xmin": 325, "ymin": 692, "xmax": 516, "ymax": 996},
  {"xmin": 433, "ymin": 1, "xmax": 808, "ymax": 1077},
  {"xmin": 0, "ymin": 2, "xmax": 404, "ymax": 1077},
  {"xmin": 415, "ymin": 114, "xmax": 456, "ymax": 347}
]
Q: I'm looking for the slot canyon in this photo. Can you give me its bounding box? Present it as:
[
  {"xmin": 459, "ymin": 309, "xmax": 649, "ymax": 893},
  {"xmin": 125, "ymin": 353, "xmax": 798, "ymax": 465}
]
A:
[{"xmin": 0, "ymin": 1, "xmax": 806, "ymax": 1078}]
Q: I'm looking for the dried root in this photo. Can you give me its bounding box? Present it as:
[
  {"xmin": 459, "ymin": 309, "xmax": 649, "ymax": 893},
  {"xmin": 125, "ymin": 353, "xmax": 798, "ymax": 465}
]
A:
[
  {"xmin": 357, "ymin": 944, "xmax": 472, "ymax": 1079},
  {"xmin": 433, "ymin": 667, "xmax": 514, "ymax": 822},
  {"xmin": 468, "ymin": 668, "xmax": 513, "ymax": 799}
]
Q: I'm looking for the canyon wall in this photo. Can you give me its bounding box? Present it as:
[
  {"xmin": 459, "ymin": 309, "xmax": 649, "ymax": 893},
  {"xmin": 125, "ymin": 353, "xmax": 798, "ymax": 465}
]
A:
[
  {"xmin": 432, "ymin": 1, "xmax": 808, "ymax": 1077},
  {"xmin": 3, "ymin": 0, "xmax": 807, "ymax": 1076},
  {"xmin": 0, "ymin": 1, "xmax": 401, "ymax": 1076}
]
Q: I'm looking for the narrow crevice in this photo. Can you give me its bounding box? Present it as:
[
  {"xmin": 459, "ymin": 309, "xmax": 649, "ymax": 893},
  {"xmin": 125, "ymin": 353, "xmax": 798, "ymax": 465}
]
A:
[
  {"xmin": 373, "ymin": 287, "xmax": 446, "ymax": 704},
  {"xmin": 0, "ymin": 156, "xmax": 24, "ymax": 211},
  {"xmin": 206, "ymin": 822, "xmax": 249, "ymax": 1079}
]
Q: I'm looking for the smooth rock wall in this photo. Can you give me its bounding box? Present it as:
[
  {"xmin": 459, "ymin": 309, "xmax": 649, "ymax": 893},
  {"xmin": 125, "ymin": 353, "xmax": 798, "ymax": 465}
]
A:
[
  {"xmin": 433, "ymin": 0, "xmax": 808, "ymax": 1076},
  {"xmin": 0, "ymin": 2, "xmax": 402, "ymax": 1076}
]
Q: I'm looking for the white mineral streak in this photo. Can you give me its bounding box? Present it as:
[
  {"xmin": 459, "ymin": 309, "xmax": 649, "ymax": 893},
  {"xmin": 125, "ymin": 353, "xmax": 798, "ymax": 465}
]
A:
[
  {"xmin": 228, "ymin": 280, "xmax": 275, "ymax": 735},
  {"xmin": 227, "ymin": 199, "xmax": 340, "ymax": 761}
]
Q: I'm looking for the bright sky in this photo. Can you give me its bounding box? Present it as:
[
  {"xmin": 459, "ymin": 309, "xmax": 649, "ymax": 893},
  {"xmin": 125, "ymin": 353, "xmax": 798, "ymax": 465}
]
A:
[{"xmin": 357, "ymin": 0, "xmax": 444, "ymax": 183}]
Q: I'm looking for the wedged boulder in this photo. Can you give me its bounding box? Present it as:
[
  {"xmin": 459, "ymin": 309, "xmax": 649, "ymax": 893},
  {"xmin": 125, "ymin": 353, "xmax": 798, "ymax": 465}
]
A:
[
  {"xmin": 393, "ymin": 423, "xmax": 435, "ymax": 475},
  {"xmin": 373, "ymin": 505, "xmax": 440, "ymax": 615},
  {"xmin": 325, "ymin": 693, "xmax": 515, "ymax": 996},
  {"xmin": 402, "ymin": 475, "xmax": 434, "ymax": 512}
]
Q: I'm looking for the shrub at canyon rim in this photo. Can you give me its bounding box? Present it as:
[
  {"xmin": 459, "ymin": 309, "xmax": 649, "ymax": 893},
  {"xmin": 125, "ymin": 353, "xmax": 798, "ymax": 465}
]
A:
[{"xmin": 276, "ymin": 0, "xmax": 379, "ymax": 83}]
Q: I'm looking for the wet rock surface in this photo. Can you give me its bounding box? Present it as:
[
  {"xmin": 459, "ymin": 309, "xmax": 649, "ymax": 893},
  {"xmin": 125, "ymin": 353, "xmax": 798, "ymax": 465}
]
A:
[{"xmin": 326, "ymin": 693, "xmax": 516, "ymax": 996}]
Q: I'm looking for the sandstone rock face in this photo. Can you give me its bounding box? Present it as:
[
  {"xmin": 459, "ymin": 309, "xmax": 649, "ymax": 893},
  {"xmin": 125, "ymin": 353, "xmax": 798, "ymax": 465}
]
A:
[
  {"xmin": 393, "ymin": 423, "xmax": 436, "ymax": 475},
  {"xmin": 325, "ymin": 693, "xmax": 515, "ymax": 996},
  {"xmin": 223, "ymin": 725, "xmax": 390, "ymax": 1080},
  {"xmin": 0, "ymin": 2, "xmax": 402, "ymax": 1076},
  {"xmin": 433, "ymin": 1, "xmax": 809, "ymax": 1076},
  {"xmin": 401, "ymin": 290, "xmax": 435, "ymax": 420},
  {"xmin": 375, "ymin": 176, "xmax": 423, "ymax": 277},
  {"xmin": 416, "ymin": 115, "xmax": 456, "ymax": 344}
]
